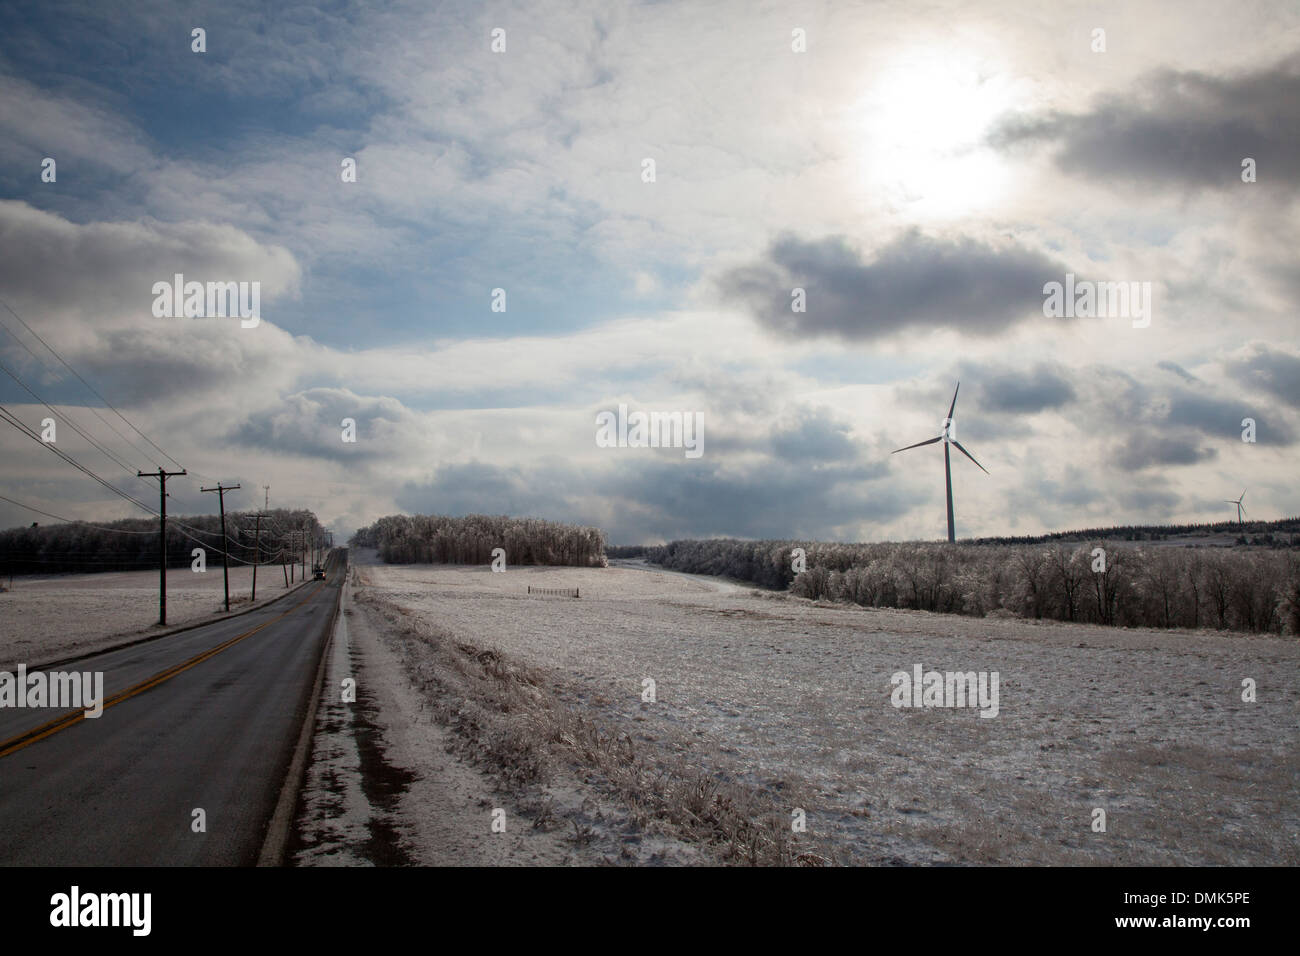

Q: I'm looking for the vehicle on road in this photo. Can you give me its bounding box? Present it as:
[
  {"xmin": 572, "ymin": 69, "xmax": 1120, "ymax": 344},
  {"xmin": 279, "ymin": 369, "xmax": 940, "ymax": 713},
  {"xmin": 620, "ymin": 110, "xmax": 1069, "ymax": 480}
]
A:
[{"xmin": 312, "ymin": 565, "xmax": 326, "ymax": 580}]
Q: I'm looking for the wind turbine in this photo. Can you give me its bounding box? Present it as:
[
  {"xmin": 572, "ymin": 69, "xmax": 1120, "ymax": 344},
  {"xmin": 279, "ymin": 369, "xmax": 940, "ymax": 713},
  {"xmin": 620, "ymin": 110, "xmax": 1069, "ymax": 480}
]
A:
[
  {"xmin": 1226, "ymin": 489, "xmax": 1246, "ymax": 525},
  {"xmin": 891, "ymin": 382, "xmax": 988, "ymax": 542}
]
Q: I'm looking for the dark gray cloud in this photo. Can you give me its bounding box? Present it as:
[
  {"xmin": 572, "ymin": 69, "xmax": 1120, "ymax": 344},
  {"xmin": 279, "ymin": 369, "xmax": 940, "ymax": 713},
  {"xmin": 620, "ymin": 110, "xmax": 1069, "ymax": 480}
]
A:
[
  {"xmin": 75, "ymin": 326, "xmax": 283, "ymax": 407},
  {"xmin": 393, "ymin": 461, "xmax": 570, "ymax": 520},
  {"xmin": 228, "ymin": 388, "xmax": 412, "ymax": 462},
  {"xmin": 906, "ymin": 362, "xmax": 1069, "ymax": 443},
  {"xmin": 951, "ymin": 416, "xmax": 1033, "ymax": 444},
  {"xmin": 0, "ymin": 200, "xmax": 300, "ymax": 327},
  {"xmin": 1107, "ymin": 379, "xmax": 1298, "ymax": 469},
  {"xmin": 717, "ymin": 230, "xmax": 1066, "ymax": 341},
  {"xmin": 1226, "ymin": 346, "xmax": 1300, "ymax": 408},
  {"xmin": 1116, "ymin": 485, "xmax": 1181, "ymax": 516},
  {"xmin": 991, "ymin": 54, "xmax": 1300, "ymax": 191},
  {"xmin": 1113, "ymin": 430, "xmax": 1216, "ymax": 472},
  {"xmin": 1166, "ymin": 388, "xmax": 1294, "ymax": 444},
  {"xmin": 395, "ymin": 455, "xmax": 898, "ymax": 544},
  {"xmin": 769, "ymin": 408, "xmax": 857, "ymax": 463},
  {"xmin": 1156, "ymin": 360, "xmax": 1200, "ymax": 383},
  {"xmin": 1023, "ymin": 470, "xmax": 1102, "ymax": 511},
  {"xmin": 978, "ymin": 364, "xmax": 1076, "ymax": 414}
]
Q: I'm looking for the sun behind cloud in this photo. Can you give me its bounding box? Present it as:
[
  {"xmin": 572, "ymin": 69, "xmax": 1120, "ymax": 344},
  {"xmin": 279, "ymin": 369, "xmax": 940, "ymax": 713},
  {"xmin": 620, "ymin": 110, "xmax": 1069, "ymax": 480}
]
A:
[{"xmin": 853, "ymin": 46, "xmax": 1021, "ymax": 219}]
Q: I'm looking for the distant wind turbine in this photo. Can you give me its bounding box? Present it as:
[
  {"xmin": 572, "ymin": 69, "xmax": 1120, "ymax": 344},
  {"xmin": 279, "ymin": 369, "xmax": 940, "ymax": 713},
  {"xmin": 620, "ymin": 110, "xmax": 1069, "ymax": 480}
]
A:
[
  {"xmin": 1226, "ymin": 489, "xmax": 1246, "ymax": 525},
  {"xmin": 891, "ymin": 382, "xmax": 988, "ymax": 543}
]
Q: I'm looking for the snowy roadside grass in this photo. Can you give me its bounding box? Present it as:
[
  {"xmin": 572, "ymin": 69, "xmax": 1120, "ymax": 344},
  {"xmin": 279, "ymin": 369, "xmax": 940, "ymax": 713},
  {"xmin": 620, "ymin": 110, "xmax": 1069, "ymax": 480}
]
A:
[{"xmin": 351, "ymin": 582, "xmax": 827, "ymax": 865}]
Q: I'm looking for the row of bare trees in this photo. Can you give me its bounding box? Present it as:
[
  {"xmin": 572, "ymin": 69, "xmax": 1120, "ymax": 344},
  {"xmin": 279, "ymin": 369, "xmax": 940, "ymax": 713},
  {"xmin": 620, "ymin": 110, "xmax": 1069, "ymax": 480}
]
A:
[
  {"xmin": 647, "ymin": 539, "xmax": 1300, "ymax": 635},
  {"xmin": 970, "ymin": 517, "xmax": 1300, "ymax": 546},
  {"xmin": 351, "ymin": 513, "xmax": 607, "ymax": 568},
  {"xmin": 0, "ymin": 508, "xmax": 321, "ymax": 576}
]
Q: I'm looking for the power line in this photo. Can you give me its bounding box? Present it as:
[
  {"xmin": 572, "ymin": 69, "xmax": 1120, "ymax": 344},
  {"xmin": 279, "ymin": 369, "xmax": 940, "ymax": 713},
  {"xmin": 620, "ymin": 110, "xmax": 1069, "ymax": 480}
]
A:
[
  {"xmin": 0, "ymin": 491, "xmax": 299, "ymax": 576},
  {"xmin": 0, "ymin": 316, "xmax": 162, "ymax": 472},
  {"xmin": 0, "ymin": 492, "xmax": 156, "ymax": 532},
  {"xmin": 170, "ymin": 523, "xmax": 265, "ymax": 566},
  {"xmin": 0, "ymin": 294, "xmax": 187, "ymax": 472},
  {"xmin": 0, "ymin": 405, "xmax": 157, "ymax": 515},
  {"xmin": 0, "ymin": 353, "xmax": 145, "ymax": 478}
]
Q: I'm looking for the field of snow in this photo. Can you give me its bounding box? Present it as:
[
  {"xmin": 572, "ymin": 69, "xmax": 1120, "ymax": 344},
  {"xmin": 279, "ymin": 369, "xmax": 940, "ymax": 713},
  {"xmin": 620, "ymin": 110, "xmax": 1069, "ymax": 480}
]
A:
[
  {"xmin": 355, "ymin": 551, "xmax": 1300, "ymax": 865},
  {"xmin": 0, "ymin": 564, "xmax": 309, "ymax": 667}
]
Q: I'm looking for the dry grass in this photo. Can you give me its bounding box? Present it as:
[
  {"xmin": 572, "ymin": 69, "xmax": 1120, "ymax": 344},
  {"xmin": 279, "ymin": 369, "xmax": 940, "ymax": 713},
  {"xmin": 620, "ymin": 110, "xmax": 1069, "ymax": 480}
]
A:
[{"xmin": 352, "ymin": 586, "xmax": 819, "ymax": 865}]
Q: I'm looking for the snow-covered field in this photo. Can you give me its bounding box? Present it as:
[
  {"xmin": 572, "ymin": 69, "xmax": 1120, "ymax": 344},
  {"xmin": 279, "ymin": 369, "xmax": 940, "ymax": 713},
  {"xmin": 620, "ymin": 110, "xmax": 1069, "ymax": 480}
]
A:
[
  {"xmin": 0, "ymin": 564, "xmax": 308, "ymax": 667},
  {"xmin": 355, "ymin": 551, "xmax": 1300, "ymax": 865}
]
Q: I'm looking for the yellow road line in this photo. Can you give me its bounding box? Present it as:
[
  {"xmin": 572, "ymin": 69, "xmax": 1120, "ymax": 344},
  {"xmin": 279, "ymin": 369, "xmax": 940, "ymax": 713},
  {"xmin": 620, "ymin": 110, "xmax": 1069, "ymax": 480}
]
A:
[{"xmin": 0, "ymin": 585, "xmax": 324, "ymax": 760}]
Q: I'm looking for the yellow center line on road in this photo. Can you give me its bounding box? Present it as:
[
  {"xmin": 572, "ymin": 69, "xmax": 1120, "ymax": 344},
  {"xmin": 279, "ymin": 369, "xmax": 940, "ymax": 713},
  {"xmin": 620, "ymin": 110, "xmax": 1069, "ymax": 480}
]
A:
[{"xmin": 0, "ymin": 584, "xmax": 325, "ymax": 760}]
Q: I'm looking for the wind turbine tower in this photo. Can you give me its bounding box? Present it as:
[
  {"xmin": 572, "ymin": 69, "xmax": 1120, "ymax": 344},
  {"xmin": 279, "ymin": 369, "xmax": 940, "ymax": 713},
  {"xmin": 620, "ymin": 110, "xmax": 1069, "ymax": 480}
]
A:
[
  {"xmin": 1226, "ymin": 489, "xmax": 1246, "ymax": 525},
  {"xmin": 891, "ymin": 382, "xmax": 988, "ymax": 543}
]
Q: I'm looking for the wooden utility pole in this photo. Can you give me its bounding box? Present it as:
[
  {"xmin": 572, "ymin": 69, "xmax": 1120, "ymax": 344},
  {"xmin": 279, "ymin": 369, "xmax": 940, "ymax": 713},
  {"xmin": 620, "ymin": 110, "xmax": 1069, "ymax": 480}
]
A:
[
  {"xmin": 201, "ymin": 482, "xmax": 240, "ymax": 612},
  {"xmin": 246, "ymin": 513, "xmax": 268, "ymax": 601},
  {"xmin": 138, "ymin": 468, "xmax": 187, "ymax": 625},
  {"xmin": 285, "ymin": 531, "xmax": 298, "ymax": 581}
]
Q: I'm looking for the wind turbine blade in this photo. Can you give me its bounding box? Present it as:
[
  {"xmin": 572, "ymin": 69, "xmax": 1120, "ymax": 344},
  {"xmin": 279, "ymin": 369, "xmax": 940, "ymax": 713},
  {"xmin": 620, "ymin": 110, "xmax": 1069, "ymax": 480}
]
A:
[
  {"xmin": 951, "ymin": 440, "xmax": 989, "ymax": 474},
  {"xmin": 947, "ymin": 382, "xmax": 960, "ymax": 421},
  {"xmin": 1241, "ymin": 490, "xmax": 1246, "ymax": 502},
  {"xmin": 891, "ymin": 435, "xmax": 943, "ymax": 454}
]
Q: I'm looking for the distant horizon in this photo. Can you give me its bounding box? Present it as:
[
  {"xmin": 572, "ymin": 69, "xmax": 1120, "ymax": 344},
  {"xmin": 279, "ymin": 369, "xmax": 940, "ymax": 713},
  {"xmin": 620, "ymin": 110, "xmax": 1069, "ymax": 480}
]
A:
[
  {"xmin": 603, "ymin": 514, "xmax": 1300, "ymax": 550},
  {"xmin": 5, "ymin": 507, "xmax": 1299, "ymax": 552}
]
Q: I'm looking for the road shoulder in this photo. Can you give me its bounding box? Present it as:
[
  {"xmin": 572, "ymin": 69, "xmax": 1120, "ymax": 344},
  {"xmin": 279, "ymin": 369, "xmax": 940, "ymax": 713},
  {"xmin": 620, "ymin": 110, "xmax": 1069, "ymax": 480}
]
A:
[{"xmin": 291, "ymin": 574, "xmax": 600, "ymax": 865}]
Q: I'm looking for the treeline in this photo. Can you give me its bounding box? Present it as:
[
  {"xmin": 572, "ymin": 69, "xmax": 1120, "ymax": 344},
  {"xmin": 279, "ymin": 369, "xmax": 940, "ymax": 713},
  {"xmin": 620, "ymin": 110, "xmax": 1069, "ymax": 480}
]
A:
[
  {"xmin": 350, "ymin": 514, "xmax": 607, "ymax": 567},
  {"xmin": 648, "ymin": 538, "xmax": 795, "ymax": 589},
  {"xmin": 969, "ymin": 516, "xmax": 1300, "ymax": 546},
  {"xmin": 645, "ymin": 538, "xmax": 1300, "ymax": 634},
  {"xmin": 0, "ymin": 508, "xmax": 323, "ymax": 576}
]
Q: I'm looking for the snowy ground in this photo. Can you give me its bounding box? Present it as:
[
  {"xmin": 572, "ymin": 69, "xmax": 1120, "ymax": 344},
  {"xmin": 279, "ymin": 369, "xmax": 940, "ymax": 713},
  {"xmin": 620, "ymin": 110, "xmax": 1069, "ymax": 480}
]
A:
[
  {"xmin": 291, "ymin": 579, "xmax": 704, "ymax": 865},
  {"xmin": 0, "ymin": 564, "xmax": 310, "ymax": 667},
  {"xmin": 351, "ymin": 550, "xmax": 1300, "ymax": 866}
]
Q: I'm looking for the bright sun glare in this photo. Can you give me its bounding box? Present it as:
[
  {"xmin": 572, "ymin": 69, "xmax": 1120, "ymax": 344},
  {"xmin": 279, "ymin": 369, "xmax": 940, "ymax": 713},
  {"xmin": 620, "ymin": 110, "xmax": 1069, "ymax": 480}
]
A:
[{"xmin": 857, "ymin": 51, "xmax": 1018, "ymax": 218}]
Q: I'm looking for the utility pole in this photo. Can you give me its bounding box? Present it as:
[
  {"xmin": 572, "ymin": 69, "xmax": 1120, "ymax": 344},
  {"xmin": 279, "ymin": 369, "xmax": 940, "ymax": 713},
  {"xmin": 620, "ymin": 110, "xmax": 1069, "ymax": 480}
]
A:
[
  {"xmin": 246, "ymin": 513, "xmax": 268, "ymax": 601},
  {"xmin": 138, "ymin": 468, "xmax": 187, "ymax": 625},
  {"xmin": 263, "ymin": 485, "xmax": 270, "ymax": 510},
  {"xmin": 286, "ymin": 531, "xmax": 300, "ymax": 582},
  {"xmin": 201, "ymin": 482, "xmax": 240, "ymax": 612}
]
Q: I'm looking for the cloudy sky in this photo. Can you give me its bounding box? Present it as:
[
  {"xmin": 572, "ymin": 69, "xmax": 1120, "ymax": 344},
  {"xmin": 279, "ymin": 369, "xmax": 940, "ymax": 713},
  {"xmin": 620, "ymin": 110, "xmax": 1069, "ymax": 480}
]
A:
[{"xmin": 1, "ymin": 0, "xmax": 1297, "ymax": 544}]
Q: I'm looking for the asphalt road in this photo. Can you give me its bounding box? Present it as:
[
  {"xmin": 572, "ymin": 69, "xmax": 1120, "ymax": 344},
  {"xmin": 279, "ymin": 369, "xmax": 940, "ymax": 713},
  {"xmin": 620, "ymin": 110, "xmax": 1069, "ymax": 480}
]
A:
[{"xmin": 0, "ymin": 551, "xmax": 344, "ymax": 865}]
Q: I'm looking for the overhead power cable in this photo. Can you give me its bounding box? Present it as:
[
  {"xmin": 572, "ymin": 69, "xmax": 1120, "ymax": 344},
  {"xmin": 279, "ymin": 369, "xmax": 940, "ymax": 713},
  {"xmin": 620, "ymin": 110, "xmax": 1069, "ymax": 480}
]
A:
[
  {"xmin": 0, "ymin": 294, "xmax": 186, "ymax": 471},
  {"xmin": 0, "ymin": 405, "xmax": 156, "ymax": 515},
  {"xmin": 0, "ymin": 491, "xmax": 156, "ymax": 532},
  {"xmin": 0, "ymin": 317, "xmax": 162, "ymax": 472},
  {"xmin": 0, "ymin": 354, "xmax": 144, "ymax": 477}
]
